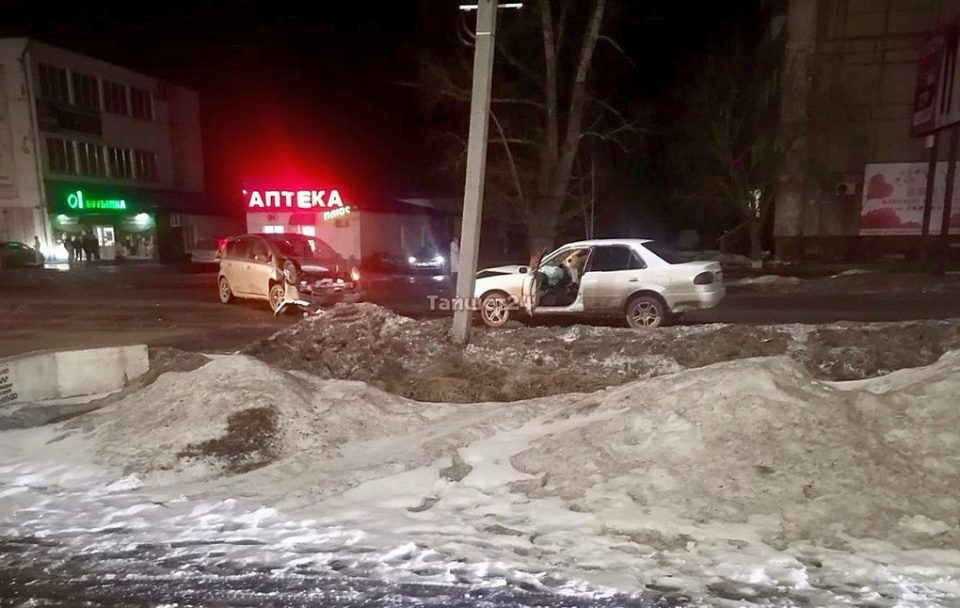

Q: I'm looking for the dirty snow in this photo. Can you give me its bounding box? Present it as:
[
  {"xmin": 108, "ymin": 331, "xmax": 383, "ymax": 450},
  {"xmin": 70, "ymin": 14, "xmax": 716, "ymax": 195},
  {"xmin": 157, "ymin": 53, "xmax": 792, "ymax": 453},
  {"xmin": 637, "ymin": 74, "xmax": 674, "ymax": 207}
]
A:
[
  {"xmin": 5, "ymin": 340, "xmax": 960, "ymax": 606},
  {"xmin": 242, "ymin": 304, "xmax": 960, "ymax": 401}
]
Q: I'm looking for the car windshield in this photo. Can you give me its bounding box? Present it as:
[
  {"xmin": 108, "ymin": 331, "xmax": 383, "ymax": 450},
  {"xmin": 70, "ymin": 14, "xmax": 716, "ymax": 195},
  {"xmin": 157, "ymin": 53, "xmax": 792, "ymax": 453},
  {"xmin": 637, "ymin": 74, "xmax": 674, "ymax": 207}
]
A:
[
  {"xmin": 264, "ymin": 235, "xmax": 338, "ymax": 260},
  {"xmin": 642, "ymin": 241, "xmax": 685, "ymax": 264}
]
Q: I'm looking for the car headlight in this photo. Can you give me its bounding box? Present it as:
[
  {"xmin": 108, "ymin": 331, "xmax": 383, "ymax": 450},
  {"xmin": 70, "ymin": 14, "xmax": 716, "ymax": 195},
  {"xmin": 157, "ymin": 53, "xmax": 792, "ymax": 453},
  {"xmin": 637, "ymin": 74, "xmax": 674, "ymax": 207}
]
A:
[
  {"xmin": 433, "ymin": 254, "xmax": 444, "ymax": 265},
  {"xmin": 408, "ymin": 256, "xmax": 416, "ymax": 264},
  {"xmin": 283, "ymin": 259, "xmax": 299, "ymax": 284},
  {"xmin": 350, "ymin": 266, "xmax": 361, "ymax": 282}
]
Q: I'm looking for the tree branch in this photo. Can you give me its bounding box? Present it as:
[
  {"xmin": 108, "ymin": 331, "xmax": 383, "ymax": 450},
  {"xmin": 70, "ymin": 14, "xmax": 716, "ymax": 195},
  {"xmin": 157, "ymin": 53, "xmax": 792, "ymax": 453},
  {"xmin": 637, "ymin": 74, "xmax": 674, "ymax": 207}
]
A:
[{"xmin": 490, "ymin": 109, "xmax": 527, "ymax": 207}]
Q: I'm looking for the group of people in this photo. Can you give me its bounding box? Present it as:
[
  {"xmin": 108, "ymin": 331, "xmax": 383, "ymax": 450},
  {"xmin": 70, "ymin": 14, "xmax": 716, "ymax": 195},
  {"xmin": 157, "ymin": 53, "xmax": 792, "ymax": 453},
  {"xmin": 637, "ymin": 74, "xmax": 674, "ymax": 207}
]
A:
[{"xmin": 62, "ymin": 232, "xmax": 101, "ymax": 264}]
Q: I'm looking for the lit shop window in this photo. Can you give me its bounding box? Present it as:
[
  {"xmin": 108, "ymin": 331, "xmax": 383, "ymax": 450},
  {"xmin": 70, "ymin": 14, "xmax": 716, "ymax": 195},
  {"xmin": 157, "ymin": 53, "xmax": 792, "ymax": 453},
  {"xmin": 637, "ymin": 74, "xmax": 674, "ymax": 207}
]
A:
[
  {"xmin": 263, "ymin": 225, "xmax": 285, "ymax": 234},
  {"xmin": 300, "ymin": 225, "xmax": 316, "ymax": 237}
]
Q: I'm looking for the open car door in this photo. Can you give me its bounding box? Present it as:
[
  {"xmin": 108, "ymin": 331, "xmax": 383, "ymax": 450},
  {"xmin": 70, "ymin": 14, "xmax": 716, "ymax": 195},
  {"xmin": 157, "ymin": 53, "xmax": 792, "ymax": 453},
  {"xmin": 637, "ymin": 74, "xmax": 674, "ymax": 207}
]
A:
[{"xmin": 520, "ymin": 246, "xmax": 550, "ymax": 315}]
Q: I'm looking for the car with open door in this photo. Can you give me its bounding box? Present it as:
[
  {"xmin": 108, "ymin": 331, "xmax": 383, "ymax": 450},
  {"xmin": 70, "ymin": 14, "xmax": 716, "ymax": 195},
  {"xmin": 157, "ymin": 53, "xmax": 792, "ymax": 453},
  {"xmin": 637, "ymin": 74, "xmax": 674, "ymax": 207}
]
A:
[
  {"xmin": 217, "ymin": 233, "xmax": 361, "ymax": 314},
  {"xmin": 472, "ymin": 238, "xmax": 724, "ymax": 329}
]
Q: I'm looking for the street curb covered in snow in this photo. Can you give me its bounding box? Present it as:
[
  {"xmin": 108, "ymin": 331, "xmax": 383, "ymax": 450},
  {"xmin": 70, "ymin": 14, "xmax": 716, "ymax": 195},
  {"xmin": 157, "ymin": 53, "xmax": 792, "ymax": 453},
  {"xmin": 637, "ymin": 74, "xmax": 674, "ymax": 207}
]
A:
[{"xmin": 0, "ymin": 344, "xmax": 149, "ymax": 406}]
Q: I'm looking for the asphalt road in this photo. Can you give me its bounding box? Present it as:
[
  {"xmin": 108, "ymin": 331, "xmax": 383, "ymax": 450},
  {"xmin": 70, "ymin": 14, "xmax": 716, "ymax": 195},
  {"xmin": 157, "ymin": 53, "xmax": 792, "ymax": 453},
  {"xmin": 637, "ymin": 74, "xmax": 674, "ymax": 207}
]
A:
[{"xmin": 1, "ymin": 263, "xmax": 958, "ymax": 358}]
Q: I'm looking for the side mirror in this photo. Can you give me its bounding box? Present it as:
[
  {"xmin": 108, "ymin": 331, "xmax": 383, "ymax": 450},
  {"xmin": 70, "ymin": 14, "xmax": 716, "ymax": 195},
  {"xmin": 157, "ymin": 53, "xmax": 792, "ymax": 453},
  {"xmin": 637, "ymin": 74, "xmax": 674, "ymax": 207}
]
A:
[{"xmin": 518, "ymin": 266, "xmax": 528, "ymax": 274}]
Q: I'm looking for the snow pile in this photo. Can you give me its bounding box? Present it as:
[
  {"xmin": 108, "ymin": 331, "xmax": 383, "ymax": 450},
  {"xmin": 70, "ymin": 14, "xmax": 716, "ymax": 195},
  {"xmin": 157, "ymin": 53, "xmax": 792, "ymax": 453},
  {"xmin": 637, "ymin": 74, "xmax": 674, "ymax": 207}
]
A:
[
  {"xmin": 731, "ymin": 274, "xmax": 806, "ymax": 286},
  {"xmin": 244, "ymin": 304, "xmax": 960, "ymax": 403},
  {"xmin": 68, "ymin": 355, "xmax": 445, "ymax": 484}
]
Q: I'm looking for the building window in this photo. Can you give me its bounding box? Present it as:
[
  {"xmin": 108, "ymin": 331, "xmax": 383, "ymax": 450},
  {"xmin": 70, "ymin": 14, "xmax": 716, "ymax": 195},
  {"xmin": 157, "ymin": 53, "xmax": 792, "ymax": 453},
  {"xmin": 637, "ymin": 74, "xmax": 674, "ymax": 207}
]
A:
[
  {"xmin": 38, "ymin": 63, "xmax": 69, "ymax": 104},
  {"xmin": 108, "ymin": 147, "xmax": 133, "ymax": 179},
  {"xmin": 263, "ymin": 225, "xmax": 285, "ymax": 234},
  {"xmin": 130, "ymin": 87, "xmax": 153, "ymax": 120},
  {"xmin": 133, "ymin": 149, "xmax": 158, "ymax": 181},
  {"xmin": 77, "ymin": 141, "xmax": 106, "ymax": 176},
  {"xmin": 103, "ymin": 81, "xmax": 128, "ymax": 115},
  {"xmin": 71, "ymin": 72, "xmax": 100, "ymax": 111},
  {"xmin": 46, "ymin": 138, "xmax": 75, "ymax": 173}
]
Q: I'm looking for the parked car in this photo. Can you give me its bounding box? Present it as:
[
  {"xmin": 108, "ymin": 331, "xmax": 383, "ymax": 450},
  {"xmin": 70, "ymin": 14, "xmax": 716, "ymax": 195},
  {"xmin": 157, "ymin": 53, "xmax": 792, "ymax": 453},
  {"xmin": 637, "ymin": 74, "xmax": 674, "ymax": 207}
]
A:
[
  {"xmin": 472, "ymin": 238, "xmax": 724, "ymax": 329},
  {"xmin": 217, "ymin": 233, "xmax": 361, "ymax": 314},
  {"xmin": 190, "ymin": 236, "xmax": 228, "ymax": 266},
  {"xmin": 0, "ymin": 241, "xmax": 42, "ymax": 268}
]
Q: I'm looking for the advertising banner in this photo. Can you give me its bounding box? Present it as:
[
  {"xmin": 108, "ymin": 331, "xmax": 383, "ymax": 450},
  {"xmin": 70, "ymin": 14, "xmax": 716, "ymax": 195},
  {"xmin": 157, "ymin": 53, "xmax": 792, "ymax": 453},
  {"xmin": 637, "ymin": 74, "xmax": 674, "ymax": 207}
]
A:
[{"xmin": 859, "ymin": 162, "xmax": 960, "ymax": 235}]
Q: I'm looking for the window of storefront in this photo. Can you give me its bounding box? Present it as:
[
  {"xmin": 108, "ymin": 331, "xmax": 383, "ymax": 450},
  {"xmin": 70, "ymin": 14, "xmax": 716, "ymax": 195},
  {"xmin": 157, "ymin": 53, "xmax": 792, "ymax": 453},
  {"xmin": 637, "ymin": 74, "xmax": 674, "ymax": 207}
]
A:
[
  {"xmin": 71, "ymin": 72, "xmax": 100, "ymax": 111},
  {"xmin": 77, "ymin": 142, "xmax": 106, "ymax": 176},
  {"xmin": 300, "ymin": 225, "xmax": 316, "ymax": 236},
  {"xmin": 130, "ymin": 87, "xmax": 153, "ymax": 120},
  {"xmin": 38, "ymin": 63, "xmax": 69, "ymax": 103},
  {"xmin": 109, "ymin": 147, "xmax": 133, "ymax": 179},
  {"xmin": 46, "ymin": 138, "xmax": 76, "ymax": 174},
  {"xmin": 263, "ymin": 225, "xmax": 285, "ymax": 234},
  {"xmin": 103, "ymin": 80, "xmax": 128, "ymax": 115},
  {"xmin": 133, "ymin": 150, "xmax": 158, "ymax": 181}
]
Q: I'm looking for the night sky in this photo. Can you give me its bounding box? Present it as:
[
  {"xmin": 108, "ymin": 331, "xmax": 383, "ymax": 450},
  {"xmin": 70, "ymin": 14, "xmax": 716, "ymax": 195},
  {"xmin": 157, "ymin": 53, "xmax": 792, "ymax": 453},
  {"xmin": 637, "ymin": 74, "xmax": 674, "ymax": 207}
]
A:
[{"xmin": 2, "ymin": 0, "xmax": 754, "ymax": 220}]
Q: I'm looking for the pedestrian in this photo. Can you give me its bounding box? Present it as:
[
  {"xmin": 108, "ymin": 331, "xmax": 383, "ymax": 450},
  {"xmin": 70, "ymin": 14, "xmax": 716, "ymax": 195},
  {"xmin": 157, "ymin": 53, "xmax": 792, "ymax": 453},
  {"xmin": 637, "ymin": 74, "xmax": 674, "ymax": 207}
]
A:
[
  {"xmin": 90, "ymin": 233, "xmax": 101, "ymax": 262},
  {"xmin": 64, "ymin": 234, "xmax": 75, "ymax": 264},
  {"xmin": 82, "ymin": 231, "xmax": 96, "ymax": 264},
  {"xmin": 449, "ymin": 236, "xmax": 460, "ymax": 287},
  {"xmin": 72, "ymin": 234, "xmax": 84, "ymax": 263},
  {"xmin": 32, "ymin": 235, "xmax": 43, "ymax": 264}
]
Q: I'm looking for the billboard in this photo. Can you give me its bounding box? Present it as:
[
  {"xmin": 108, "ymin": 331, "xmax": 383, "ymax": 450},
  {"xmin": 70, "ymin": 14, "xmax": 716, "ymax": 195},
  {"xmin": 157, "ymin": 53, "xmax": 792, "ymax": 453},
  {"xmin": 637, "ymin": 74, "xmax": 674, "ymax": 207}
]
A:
[
  {"xmin": 859, "ymin": 162, "xmax": 960, "ymax": 235},
  {"xmin": 911, "ymin": 18, "xmax": 960, "ymax": 136}
]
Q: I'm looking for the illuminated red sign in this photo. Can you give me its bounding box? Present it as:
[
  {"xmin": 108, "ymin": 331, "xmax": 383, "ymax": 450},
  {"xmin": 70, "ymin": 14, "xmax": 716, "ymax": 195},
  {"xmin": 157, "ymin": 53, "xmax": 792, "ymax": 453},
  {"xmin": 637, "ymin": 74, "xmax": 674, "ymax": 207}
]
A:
[{"xmin": 244, "ymin": 188, "xmax": 347, "ymax": 211}]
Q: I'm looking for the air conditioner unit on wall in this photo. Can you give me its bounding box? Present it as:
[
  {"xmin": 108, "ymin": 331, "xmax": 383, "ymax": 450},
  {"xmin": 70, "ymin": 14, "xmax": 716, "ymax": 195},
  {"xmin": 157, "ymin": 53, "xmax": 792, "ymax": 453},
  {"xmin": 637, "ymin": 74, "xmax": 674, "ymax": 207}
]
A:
[{"xmin": 835, "ymin": 179, "xmax": 857, "ymax": 197}]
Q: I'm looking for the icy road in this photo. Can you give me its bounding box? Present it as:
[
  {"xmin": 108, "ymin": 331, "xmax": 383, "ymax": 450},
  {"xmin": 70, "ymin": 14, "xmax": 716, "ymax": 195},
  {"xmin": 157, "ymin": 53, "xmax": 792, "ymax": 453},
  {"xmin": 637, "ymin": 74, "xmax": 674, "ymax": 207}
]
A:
[{"xmin": 0, "ymin": 463, "xmax": 674, "ymax": 607}]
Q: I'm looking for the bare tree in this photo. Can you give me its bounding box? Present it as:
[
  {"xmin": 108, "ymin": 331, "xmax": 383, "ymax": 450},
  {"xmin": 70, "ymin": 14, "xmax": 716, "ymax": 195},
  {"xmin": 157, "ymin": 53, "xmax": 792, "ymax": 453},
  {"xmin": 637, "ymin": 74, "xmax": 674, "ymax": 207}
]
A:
[
  {"xmin": 673, "ymin": 53, "xmax": 785, "ymax": 268},
  {"xmin": 412, "ymin": 0, "xmax": 638, "ymax": 256}
]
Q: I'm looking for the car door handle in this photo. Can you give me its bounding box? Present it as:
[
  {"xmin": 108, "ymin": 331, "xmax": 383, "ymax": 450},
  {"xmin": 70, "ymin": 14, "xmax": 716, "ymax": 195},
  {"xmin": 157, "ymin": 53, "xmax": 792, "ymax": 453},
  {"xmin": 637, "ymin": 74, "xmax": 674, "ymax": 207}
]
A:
[{"xmin": 628, "ymin": 278, "xmax": 638, "ymax": 283}]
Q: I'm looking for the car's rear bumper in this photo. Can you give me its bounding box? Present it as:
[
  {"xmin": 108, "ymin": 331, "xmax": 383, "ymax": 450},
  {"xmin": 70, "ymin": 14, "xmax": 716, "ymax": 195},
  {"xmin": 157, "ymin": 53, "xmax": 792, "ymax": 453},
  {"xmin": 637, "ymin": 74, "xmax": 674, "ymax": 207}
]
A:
[{"xmin": 665, "ymin": 284, "xmax": 726, "ymax": 312}]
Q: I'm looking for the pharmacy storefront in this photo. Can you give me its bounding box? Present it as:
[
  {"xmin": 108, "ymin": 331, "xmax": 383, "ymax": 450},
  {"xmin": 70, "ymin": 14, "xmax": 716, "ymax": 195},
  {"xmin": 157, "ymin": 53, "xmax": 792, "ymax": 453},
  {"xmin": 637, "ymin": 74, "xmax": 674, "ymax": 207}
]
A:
[
  {"xmin": 243, "ymin": 183, "xmax": 360, "ymax": 262},
  {"xmin": 47, "ymin": 182, "xmax": 158, "ymax": 261}
]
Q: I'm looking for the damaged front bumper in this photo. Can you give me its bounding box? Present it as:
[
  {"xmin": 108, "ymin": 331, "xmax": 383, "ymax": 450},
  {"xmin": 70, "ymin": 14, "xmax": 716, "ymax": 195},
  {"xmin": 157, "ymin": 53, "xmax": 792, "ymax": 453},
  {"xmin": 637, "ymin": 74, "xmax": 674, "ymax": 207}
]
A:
[{"xmin": 277, "ymin": 278, "xmax": 363, "ymax": 315}]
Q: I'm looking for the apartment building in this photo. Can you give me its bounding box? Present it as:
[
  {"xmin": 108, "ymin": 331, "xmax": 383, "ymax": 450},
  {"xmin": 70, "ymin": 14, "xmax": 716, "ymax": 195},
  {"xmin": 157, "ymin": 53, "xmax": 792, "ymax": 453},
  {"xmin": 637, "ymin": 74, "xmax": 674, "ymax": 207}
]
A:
[
  {"xmin": 769, "ymin": 0, "xmax": 960, "ymax": 260},
  {"xmin": 0, "ymin": 38, "xmax": 205, "ymax": 261}
]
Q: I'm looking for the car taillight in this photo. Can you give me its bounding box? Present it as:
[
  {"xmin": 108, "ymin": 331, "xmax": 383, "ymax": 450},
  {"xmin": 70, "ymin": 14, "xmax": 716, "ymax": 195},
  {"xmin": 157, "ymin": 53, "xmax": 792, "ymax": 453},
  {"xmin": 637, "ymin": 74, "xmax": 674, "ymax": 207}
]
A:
[
  {"xmin": 694, "ymin": 271, "xmax": 715, "ymax": 285},
  {"xmin": 217, "ymin": 238, "xmax": 227, "ymax": 252}
]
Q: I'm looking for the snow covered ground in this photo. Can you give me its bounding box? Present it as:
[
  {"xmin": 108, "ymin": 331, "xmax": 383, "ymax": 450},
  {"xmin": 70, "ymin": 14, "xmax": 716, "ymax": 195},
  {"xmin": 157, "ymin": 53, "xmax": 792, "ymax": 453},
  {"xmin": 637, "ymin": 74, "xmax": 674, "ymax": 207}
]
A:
[{"xmin": 3, "ymin": 338, "xmax": 960, "ymax": 606}]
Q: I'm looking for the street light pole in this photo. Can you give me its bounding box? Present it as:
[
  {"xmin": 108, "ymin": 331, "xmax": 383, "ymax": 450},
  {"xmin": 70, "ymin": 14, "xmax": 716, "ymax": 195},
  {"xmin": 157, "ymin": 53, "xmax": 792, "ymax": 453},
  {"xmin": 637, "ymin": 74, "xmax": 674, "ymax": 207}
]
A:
[{"xmin": 451, "ymin": 0, "xmax": 499, "ymax": 344}]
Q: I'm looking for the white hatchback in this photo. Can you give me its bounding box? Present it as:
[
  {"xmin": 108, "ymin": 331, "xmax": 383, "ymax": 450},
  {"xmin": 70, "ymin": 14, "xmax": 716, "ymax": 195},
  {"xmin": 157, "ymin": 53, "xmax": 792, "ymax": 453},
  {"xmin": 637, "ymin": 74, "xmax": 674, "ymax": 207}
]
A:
[{"xmin": 472, "ymin": 239, "xmax": 724, "ymax": 328}]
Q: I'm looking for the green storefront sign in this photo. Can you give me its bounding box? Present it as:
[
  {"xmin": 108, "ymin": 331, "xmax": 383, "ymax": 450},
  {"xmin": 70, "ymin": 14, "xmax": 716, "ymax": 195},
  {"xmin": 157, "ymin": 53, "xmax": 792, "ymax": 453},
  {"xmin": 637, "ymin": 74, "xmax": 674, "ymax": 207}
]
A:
[
  {"xmin": 66, "ymin": 190, "xmax": 127, "ymax": 211},
  {"xmin": 46, "ymin": 181, "xmax": 148, "ymax": 214}
]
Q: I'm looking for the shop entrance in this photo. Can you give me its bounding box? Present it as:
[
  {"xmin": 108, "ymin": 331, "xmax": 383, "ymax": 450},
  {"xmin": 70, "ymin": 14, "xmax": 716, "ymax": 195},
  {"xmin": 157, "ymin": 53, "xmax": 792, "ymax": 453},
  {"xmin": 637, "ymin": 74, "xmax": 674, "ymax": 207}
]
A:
[{"xmin": 93, "ymin": 225, "xmax": 116, "ymax": 260}]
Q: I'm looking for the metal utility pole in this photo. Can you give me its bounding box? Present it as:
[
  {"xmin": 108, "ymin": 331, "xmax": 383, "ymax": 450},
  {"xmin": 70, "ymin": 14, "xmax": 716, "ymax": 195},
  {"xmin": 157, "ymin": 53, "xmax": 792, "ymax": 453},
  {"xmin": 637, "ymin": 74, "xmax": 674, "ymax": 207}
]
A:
[
  {"xmin": 937, "ymin": 124, "xmax": 960, "ymax": 275},
  {"xmin": 920, "ymin": 133, "xmax": 938, "ymax": 263},
  {"xmin": 451, "ymin": 0, "xmax": 499, "ymax": 345}
]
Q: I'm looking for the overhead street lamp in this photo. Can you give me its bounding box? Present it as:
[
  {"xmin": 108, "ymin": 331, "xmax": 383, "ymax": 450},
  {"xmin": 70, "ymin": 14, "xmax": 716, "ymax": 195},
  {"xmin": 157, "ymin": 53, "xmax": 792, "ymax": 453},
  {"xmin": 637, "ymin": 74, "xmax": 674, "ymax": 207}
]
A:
[{"xmin": 451, "ymin": 0, "xmax": 522, "ymax": 345}]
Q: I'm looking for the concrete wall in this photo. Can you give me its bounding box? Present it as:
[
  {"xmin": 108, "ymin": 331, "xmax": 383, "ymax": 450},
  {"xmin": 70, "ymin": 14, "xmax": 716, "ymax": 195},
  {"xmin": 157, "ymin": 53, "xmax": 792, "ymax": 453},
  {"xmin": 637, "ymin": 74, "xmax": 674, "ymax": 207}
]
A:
[
  {"xmin": 0, "ymin": 344, "xmax": 149, "ymax": 405},
  {"xmin": 773, "ymin": 0, "xmax": 960, "ymax": 258},
  {"xmin": 0, "ymin": 39, "xmax": 47, "ymax": 245}
]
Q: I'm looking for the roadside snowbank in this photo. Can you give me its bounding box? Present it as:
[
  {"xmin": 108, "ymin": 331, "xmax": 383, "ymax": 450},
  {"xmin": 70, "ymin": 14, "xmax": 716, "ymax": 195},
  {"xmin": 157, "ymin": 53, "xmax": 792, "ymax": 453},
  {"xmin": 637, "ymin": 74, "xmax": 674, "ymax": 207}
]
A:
[
  {"xmin": 243, "ymin": 304, "xmax": 960, "ymax": 400},
  {"xmin": 32, "ymin": 347, "xmax": 960, "ymax": 605}
]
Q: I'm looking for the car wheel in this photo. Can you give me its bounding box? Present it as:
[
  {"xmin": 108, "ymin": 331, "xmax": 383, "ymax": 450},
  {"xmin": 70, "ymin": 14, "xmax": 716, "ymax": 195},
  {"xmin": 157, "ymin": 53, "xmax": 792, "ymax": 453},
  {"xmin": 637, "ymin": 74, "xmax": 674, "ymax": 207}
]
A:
[
  {"xmin": 625, "ymin": 295, "xmax": 668, "ymax": 329},
  {"xmin": 480, "ymin": 291, "xmax": 513, "ymax": 328},
  {"xmin": 218, "ymin": 276, "xmax": 234, "ymax": 304},
  {"xmin": 269, "ymin": 283, "xmax": 287, "ymax": 314}
]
